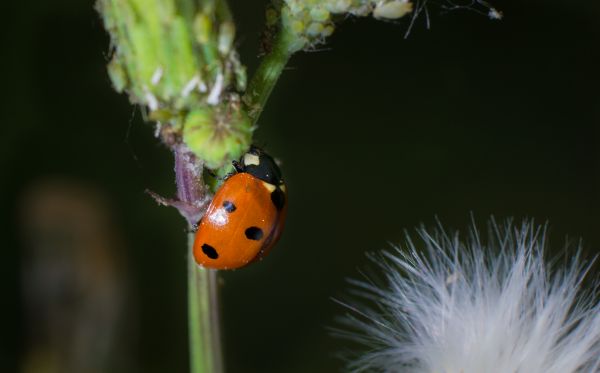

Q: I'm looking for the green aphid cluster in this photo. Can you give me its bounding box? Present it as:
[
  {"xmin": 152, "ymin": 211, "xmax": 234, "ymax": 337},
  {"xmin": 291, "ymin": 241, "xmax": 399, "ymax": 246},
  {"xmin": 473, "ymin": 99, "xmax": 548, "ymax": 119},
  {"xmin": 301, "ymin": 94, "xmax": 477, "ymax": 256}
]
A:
[
  {"xmin": 183, "ymin": 104, "xmax": 252, "ymax": 170},
  {"xmin": 281, "ymin": 0, "xmax": 412, "ymax": 51},
  {"xmin": 98, "ymin": 0, "xmax": 251, "ymax": 169},
  {"xmin": 281, "ymin": 0, "xmax": 336, "ymax": 52}
]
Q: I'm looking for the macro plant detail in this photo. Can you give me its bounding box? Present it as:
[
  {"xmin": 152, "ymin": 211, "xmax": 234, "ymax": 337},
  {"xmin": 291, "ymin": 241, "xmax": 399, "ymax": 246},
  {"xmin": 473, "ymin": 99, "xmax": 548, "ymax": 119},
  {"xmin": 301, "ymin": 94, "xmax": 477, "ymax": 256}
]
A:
[
  {"xmin": 95, "ymin": 0, "xmax": 422, "ymax": 372},
  {"xmin": 92, "ymin": 1, "xmax": 587, "ymax": 373},
  {"xmin": 335, "ymin": 219, "xmax": 600, "ymax": 373},
  {"xmin": 4, "ymin": 0, "xmax": 595, "ymax": 370},
  {"xmin": 98, "ymin": 0, "xmax": 249, "ymax": 173},
  {"xmin": 97, "ymin": 0, "xmax": 420, "ymax": 192}
]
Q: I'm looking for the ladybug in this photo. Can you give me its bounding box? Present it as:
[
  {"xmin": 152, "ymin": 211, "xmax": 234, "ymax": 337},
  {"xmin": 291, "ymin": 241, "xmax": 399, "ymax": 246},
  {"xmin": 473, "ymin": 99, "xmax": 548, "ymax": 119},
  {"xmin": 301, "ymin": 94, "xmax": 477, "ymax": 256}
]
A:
[{"xmin": 193, "ymin": 146, "xmax": 287, "ymax": 269}]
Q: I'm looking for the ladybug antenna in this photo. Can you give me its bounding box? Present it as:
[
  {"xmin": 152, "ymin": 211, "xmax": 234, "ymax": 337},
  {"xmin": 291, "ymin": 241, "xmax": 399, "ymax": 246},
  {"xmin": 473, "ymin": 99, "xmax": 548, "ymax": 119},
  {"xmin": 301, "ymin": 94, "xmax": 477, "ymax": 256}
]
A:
[
  {"xmin": 232, "ymin": 159, "xmax": 244, "ymax": 173},
  {"xmin": 248, "ymin": 145, "xmax": 262, "ymax": 155}
]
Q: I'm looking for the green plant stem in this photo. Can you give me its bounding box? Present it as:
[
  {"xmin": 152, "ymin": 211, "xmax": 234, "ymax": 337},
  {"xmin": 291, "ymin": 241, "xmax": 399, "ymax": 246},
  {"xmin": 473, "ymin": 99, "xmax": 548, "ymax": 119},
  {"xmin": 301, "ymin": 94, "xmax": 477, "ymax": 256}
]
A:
[
  {"xmin": 244, "ymin": 29, "xmax": 297, "ymax": 124},
  {"xmin": 188, "ymin": 232, "xmax": 223, "ymax": 373}
]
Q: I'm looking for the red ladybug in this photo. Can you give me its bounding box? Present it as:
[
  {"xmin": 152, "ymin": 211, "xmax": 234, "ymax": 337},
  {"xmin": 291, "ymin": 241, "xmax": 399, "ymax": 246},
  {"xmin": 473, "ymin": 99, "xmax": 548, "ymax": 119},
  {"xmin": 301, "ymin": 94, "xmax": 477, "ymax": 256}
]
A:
[{"xmin": 193, "ymin": 147, "xmax": 287, "ymax": 269}]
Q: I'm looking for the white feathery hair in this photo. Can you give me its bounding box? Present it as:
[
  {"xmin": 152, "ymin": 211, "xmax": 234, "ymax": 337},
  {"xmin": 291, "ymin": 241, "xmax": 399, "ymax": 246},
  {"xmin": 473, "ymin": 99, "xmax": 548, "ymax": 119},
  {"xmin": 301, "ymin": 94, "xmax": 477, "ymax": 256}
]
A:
[{"xmin": 335, "ymin": 218, "xmax": 600, "ymax": 373}]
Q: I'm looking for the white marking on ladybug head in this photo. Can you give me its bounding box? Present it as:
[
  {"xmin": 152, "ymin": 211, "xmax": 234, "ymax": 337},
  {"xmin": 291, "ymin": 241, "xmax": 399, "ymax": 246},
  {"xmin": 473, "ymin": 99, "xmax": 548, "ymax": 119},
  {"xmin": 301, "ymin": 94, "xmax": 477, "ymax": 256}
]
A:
[
  {"xmin": 244, "ymin": 153, "xmax": 260, "ymax": 167},
  {"xmin": 208, "ymin": 208, "xmax": 228, "ymax": 226},
  {"xmin": 279, "ymin": 184, "xmax": 286, "ymax": 193},
  {"xmin": 262, "ymin": 182, "xmax": 276, "ymax": 193}
]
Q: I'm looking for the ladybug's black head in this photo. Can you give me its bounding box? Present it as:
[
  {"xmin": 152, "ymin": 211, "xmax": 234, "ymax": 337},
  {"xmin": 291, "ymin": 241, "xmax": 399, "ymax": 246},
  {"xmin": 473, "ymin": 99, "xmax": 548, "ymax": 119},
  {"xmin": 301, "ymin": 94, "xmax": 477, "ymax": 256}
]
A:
[{"xmin": 236, "ymin": 146, "xmax": 283, "ymax": 186}]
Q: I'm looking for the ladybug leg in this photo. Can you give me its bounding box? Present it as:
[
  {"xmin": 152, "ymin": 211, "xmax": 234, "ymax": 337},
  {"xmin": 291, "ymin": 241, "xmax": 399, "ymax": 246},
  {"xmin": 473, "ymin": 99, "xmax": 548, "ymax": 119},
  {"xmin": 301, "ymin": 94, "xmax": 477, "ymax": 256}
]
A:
[
  {"xmin": 190, "ymin": 219, "xmax": 201, "ymax": 233},
  {"xmin": 222, "ymin": 172, "xmax": 236, "ymax": 181},
  {"xmin": 145, "ymin": 189, "xmax": 208, "ymax": 225},
  {"xmin": 232, "ymin": 159, "xmax": 244, "ymax": 173},
  {"xmin": 218, "ymin": 163, "xmax": 238, "ymax": 182}
]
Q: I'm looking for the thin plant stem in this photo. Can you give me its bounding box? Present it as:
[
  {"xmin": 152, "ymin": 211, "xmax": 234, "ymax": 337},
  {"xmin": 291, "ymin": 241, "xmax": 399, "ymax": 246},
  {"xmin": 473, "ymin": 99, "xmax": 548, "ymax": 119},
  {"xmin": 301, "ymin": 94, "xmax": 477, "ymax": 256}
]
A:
[
  {"xmin": 188, "ymin": 232, "xmax": 224, "ymax": 373},
  {"xmin": 244, "ymin": 29, "xmax": 297, "ymax": 125}
]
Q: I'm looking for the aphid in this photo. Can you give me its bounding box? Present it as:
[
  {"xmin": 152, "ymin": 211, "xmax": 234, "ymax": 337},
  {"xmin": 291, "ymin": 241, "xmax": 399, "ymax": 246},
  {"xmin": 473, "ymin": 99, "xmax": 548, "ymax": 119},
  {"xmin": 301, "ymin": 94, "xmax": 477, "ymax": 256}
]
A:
[{"xmin": 373, "ymin": 0, "xmax": 414, "ymax": 20}]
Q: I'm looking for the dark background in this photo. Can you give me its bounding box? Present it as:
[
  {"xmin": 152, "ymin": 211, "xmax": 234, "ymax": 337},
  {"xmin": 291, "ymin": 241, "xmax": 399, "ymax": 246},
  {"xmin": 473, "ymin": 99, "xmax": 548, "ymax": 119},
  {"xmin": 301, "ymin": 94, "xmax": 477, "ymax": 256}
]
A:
[{"xmin": 2, "ymin": 0, "xmax": 598, "ymax": 372}]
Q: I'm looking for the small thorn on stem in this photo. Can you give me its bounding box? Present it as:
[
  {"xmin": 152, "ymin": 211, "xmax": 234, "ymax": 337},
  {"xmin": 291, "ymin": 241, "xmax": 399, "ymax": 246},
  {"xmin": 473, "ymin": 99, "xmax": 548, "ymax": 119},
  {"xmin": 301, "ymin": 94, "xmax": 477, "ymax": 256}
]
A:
[{"xmin": 145, "ymin": 145, "xmax": 212, "ymax": 226}]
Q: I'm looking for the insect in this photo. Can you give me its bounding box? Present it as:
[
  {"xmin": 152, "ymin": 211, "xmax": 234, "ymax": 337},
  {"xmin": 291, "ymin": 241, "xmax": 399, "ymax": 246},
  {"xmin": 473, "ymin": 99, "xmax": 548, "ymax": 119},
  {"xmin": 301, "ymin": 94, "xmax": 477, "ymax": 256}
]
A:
[{"xmin": 193, "ymin": 146, "xmax": 287, "ymax": 270}]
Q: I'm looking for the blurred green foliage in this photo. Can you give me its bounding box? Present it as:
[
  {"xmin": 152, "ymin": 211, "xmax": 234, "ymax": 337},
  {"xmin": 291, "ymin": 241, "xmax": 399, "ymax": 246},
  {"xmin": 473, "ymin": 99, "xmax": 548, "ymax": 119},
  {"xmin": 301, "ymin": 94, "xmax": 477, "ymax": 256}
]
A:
[
  {"xmin": 99, "ymin": 0, "xmax": 251, "ymax": 169},
  {"xmin": 1, "ymin": 0, "xmax": 598, "ymax": 372}
]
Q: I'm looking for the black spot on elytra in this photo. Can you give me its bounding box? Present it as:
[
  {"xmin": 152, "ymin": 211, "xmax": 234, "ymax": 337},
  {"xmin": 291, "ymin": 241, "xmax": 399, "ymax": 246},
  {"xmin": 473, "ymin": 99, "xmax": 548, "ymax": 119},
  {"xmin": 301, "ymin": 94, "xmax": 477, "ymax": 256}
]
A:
[
  {"xmin": 271, "ymin": 188, "xmax": 285, "ymax": 211},
  {"xmin": 245, "ymin": 227, "xmax": 264, "ymax": 241},
  {"xmin": 201, "ymin": 244, "xmax": 219, "ymax": 259},
  {"xmin": 222, "ymin": 200, "xmax": 236, "ymax": 213}
]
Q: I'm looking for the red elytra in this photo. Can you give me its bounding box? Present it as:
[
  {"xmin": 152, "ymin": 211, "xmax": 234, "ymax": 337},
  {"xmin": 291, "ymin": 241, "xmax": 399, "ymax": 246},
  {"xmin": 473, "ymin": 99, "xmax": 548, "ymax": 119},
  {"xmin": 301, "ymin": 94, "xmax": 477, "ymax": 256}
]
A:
[{"xmin": 193, "ymin": 148, "xmax": 287, "ymax": 270}]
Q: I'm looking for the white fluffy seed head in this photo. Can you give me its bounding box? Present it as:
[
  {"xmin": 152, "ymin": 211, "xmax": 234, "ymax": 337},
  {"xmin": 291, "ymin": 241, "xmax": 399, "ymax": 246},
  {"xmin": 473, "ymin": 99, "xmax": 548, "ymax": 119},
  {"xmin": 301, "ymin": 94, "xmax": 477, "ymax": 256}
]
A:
[{"xmin": 334, "ymin": 218, "xmax": 600, "ymax": 373}]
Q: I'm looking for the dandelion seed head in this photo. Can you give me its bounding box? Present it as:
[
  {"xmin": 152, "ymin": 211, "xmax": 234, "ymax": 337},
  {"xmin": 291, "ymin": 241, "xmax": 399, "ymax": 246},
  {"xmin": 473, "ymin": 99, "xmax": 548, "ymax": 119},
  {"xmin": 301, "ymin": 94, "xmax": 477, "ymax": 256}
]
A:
[{"xmin": 335, "ymin": 219, "xmax": 600, "ymax": 373}]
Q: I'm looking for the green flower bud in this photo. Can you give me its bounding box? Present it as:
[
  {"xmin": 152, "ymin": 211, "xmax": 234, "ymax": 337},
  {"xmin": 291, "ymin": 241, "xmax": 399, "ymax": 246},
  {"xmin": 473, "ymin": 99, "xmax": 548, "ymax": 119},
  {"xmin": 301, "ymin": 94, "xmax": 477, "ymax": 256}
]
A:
[{"xmin": 183, "ymin": 105, "xmax": 253, "ymax": 169}]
